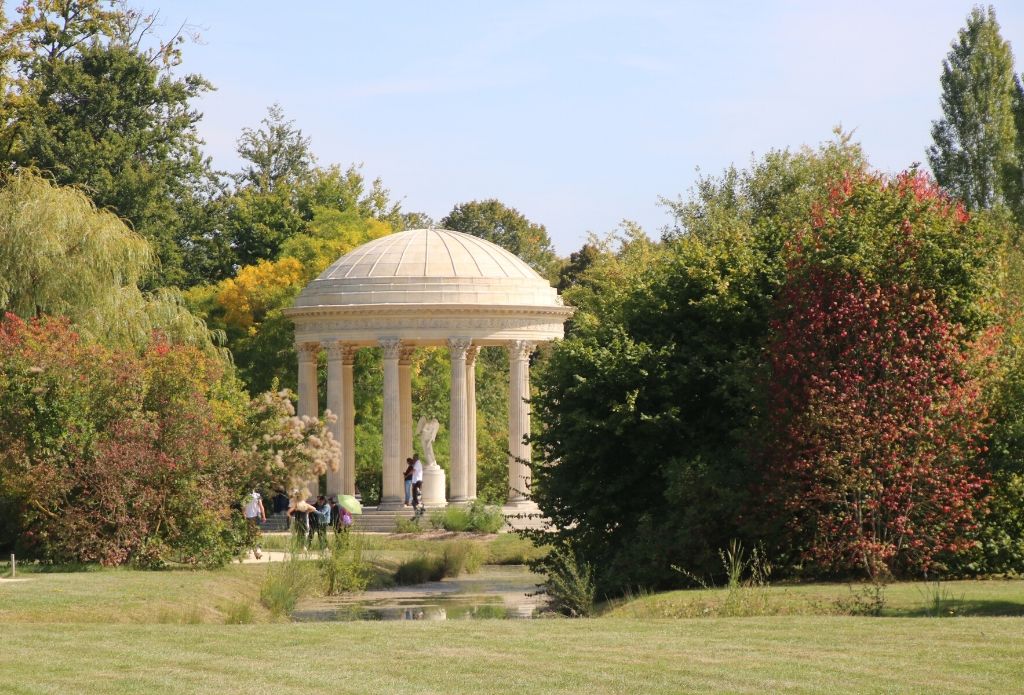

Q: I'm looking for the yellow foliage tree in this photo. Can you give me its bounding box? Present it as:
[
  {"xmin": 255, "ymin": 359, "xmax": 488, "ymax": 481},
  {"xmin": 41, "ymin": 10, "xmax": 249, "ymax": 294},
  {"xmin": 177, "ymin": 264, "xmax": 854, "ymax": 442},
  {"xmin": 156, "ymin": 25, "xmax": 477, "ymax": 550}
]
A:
[
  {"xmin": 280, "ymin": 207, "xmax": 392, "ymax": 282},
  {"xmin": 215, "ymin": 257, "xmax": 304, "ymax": 334}
]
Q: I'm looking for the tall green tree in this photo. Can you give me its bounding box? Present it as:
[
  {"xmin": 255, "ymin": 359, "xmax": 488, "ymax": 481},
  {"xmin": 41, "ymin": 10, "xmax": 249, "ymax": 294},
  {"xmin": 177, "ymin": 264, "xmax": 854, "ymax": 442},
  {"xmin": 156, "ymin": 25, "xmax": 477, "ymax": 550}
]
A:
[
  {"xmin": 224, "ymin": 105, "xmax": 399, "ymax": 271},
  {"xmin": 928, "ymin": 5, "xmax": 1021, "ymax": 215},
  {"xmin": 235, "ymin": 103, "xmax": 314, "ymax": 193},
  {"xmin": 532, "ymin": 138, "xmax": 873, "ymax": 593},
  {"xmin": 0, "ymin": 0, "xmax": 216, "ymax": 287},
  {"xmin": 441, "ymin": 199, "xmax": 560, "ymax": 280}
]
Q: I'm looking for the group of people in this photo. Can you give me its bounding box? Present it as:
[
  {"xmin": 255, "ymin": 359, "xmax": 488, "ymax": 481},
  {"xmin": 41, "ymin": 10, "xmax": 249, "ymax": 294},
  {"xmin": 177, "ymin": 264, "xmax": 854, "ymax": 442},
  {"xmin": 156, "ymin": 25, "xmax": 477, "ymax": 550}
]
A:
[
  {"xmin": 403, "ymin": 454, "xmax": 424, "ymax": 508},
  {"xmin": 242, "ymin": 489, "xmax": 354, "ymax": 554},
  {"xmin": 288, "ymin": 494, "xmax": 353, "ymax": 547}
]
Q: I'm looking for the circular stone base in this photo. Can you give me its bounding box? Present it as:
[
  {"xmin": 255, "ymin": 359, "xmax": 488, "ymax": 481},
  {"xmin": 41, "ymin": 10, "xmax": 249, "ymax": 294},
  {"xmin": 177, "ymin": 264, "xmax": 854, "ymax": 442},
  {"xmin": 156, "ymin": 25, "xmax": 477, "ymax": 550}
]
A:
[{"xmin": 422, "ymin": 464, "xmax": 447, "ymax": 507}]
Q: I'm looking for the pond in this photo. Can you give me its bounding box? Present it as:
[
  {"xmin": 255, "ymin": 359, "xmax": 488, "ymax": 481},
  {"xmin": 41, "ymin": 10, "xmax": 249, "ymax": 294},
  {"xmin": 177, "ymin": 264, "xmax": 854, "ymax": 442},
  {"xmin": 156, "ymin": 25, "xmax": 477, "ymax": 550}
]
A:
[{"xmin": 292, "ymin": 565, "xmax": 546, "ymax": 621}]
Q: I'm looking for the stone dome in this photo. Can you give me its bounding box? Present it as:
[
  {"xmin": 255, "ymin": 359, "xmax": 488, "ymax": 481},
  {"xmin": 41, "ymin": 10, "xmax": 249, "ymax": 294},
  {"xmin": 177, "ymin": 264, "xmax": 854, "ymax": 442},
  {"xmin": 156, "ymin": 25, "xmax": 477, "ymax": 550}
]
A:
[
  {"xmin": 285, "ymin": 229, "xmax": 572, "ymax": 346},
  {"xmin": 293, "ymin": 228, "xmax": 564, "ymax": 309}
]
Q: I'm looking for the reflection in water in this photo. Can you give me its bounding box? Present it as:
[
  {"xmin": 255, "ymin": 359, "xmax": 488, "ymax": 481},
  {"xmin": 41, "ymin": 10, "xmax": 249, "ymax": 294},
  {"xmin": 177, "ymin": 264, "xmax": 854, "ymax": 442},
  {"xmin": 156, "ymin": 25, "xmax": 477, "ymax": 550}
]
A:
[
  {"xmin": 292, "ymin": 598, "xmax": 521, "ymax": 622},
  {"xmin": 291, "ymin": 565, "xmax": 543, "ymax": 622}
]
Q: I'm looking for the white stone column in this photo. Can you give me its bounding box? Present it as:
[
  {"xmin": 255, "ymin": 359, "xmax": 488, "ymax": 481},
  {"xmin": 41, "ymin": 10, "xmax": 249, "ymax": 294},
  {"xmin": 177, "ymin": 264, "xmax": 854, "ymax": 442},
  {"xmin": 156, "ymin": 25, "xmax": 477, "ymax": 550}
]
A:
[
  {"xmin": 296, "ymin": 341, "xmax": 320, "ymax": 499},
  {"xmin": 379, "ymin": 337, "xmax": 403, "ymax": 510},
  {"xmin": 399, "ymin": 345, "xmax": 415, "ymax": 465},
  {"xmin": 466, "ymin": 345, "xmax": 479, "ymax": 501},
  {"xmin": 507, "ymin": 340, "xmax": 536, "ymax": 506},
  {"xmin": 448, "ymin": 337, "xmax": 472, "ymax": 505},
  {"xmin": 340, "ymin": 344, "xmax": 357, "ymax": 497},
  {"xmin": 325, "ymin": 342, "xmax": 344, "ymax": 498}
]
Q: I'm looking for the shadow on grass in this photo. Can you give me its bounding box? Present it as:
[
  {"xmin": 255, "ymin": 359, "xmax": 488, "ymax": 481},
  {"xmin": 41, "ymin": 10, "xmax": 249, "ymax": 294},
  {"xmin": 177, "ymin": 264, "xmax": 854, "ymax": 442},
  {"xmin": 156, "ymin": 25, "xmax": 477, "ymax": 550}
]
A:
[
  {"xmin": 892, "ymin": 599, "xmax": 1024, "ymax": 618},
  {"xmin": 6, "ymin": 562, "xmax": 103, "ymax": 574}
]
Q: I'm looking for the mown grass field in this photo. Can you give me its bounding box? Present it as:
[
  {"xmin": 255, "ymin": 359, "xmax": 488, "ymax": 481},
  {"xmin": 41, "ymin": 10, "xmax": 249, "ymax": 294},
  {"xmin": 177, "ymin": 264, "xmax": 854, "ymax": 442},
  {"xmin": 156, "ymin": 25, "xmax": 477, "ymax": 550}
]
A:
[
  {"xmin": 2, "ymin": 535, "xmax": 1023, "ymax": 694},
  {"xmin": 1, "ymin": 618, "xmax": 1021, "ymax": 694}
]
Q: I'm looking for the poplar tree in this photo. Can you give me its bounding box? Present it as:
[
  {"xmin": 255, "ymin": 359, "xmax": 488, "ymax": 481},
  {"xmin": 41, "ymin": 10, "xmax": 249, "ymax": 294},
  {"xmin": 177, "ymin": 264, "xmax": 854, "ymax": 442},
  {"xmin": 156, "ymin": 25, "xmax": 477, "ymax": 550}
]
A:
[{"xmin": 928, "ymin": 5, "xmax": 1020, "ymax": 213}]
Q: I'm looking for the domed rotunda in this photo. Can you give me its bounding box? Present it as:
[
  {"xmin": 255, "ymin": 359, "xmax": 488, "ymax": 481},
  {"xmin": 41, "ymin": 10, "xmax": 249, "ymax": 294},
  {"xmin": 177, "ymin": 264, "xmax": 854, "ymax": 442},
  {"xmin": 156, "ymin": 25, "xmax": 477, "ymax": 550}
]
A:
[{"xmin": 285, "ymin": 228, "xmax": 573, "ymax": 510}]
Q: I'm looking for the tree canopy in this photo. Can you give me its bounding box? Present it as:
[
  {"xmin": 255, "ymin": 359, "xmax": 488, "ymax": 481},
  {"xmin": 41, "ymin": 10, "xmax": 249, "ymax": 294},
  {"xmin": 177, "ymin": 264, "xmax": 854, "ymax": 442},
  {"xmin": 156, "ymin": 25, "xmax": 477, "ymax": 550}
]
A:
[
  {"xmin": 531, "ymin": 136, "xmax": 1004, "ymax": 592},
  {"xmin": 0, "ymin": 170, "xmax": 220, "ymax": 352},
  {"xmin": 928, "ymin": 6, "xmax": 1022, "ymax": 217},
  {"xmin": 0, "ymin": 0, "xmax": 215, "ymax": 287},
  {"xmin": 441, "ymin": 199, "xmax": 560, "ymax": 280}
]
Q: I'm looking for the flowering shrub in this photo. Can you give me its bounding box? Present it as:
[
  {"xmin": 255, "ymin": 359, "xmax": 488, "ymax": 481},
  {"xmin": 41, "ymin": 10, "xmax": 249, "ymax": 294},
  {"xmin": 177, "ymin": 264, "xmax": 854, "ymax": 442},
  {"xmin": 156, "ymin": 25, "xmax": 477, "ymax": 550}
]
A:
[
  {"xmin": 0, "ymin": 314, "xmax": 338, "ymax": 567},
  {"xmin": 237, "ymin": 388, "xmax": 340, "ymax": 498}
]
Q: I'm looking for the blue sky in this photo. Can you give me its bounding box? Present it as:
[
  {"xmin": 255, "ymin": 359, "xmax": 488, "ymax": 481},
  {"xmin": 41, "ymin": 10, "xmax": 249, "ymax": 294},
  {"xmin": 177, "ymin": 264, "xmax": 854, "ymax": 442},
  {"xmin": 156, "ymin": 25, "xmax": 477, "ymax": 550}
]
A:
[{"xmin": 158, "ymin": 1, "xmax": 1024, "ymax": 255}]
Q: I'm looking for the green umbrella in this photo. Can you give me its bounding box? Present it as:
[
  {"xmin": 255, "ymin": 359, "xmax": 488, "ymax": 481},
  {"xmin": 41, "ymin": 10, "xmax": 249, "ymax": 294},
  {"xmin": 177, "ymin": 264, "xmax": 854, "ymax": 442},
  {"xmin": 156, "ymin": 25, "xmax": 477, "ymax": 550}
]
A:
[{"xmin": 336, "ymin": 494, "xmax": 362, "ymax": 514}]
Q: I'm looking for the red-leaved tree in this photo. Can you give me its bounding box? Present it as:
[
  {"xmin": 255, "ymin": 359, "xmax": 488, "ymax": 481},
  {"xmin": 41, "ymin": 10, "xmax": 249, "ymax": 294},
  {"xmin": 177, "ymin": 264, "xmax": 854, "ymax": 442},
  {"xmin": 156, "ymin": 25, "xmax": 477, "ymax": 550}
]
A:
[
  {"xmin": 764, "ymin": 269, "xmax": 990, "ymax": 578},
  {"xmin": 759, "ymin": 170, "xmax": 999, "ymax": 579}
]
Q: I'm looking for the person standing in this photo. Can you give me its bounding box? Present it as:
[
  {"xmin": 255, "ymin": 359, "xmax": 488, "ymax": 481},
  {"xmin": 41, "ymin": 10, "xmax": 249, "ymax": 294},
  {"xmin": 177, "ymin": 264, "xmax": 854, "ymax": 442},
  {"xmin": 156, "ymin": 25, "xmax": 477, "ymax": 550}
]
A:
[
  {"xmin": 288, "ymin": 496, "xmax": 315, "ymax": 550},
  {"xmin": 329, "ymin": 496, "xmax": 342, "ymax": 533},
  {"xmin": 243, "ymin": 490, "xmax": 266, "ymax": 559},
  {"xmin": 403, "ymin": 457, "xmax": 415, "ymax": 507},
  {"xmin": 411, "ymin": 454, "xmax": 424, "ymax": 509},
  {"xmin": 313, "ymin": 495, "xmax": 331, "ymax": 548}
]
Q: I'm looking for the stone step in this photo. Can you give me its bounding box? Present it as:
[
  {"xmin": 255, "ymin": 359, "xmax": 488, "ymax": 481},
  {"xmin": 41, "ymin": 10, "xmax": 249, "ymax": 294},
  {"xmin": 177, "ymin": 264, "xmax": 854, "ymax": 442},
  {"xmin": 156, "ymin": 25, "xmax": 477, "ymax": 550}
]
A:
[{"xmin": 258, "ymin": 505, "xmax": 550, "ymax": 534}]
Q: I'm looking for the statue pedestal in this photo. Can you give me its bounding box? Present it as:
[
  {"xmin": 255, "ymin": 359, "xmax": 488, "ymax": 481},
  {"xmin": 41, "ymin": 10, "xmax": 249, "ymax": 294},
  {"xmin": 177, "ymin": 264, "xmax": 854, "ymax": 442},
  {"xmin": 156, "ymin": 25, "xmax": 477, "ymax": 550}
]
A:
[{"xmin": 421, "ymin": 464, "xmax": 447, "ymax": 508}]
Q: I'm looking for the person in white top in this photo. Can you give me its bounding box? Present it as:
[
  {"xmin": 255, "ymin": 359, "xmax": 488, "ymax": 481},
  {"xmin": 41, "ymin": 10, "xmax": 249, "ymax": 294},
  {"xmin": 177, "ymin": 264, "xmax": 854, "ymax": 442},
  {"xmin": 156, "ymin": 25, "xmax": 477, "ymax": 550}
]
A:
[
  {"xmin": 411, "ymin": 455, "xmax": 424, "ymax": 509},
  {"xmin": 243, "ymin": 491, "xmax": 266, "ymax": 559}
]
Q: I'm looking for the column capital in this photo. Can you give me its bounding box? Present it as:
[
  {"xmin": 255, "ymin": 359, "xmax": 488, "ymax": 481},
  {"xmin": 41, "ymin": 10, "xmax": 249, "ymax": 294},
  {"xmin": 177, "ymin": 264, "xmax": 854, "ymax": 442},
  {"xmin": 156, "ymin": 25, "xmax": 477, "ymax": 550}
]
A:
[
  {"xmin": 508, "ymin": 339, "xmax": 536, "ymax": 361},
  {"xmin": 296, "ymin": 341, "xmax": 321, "ymax": 363},
  {"xmin": 325, "ymin": 341, "xmax": 356, "ymax": 364},
  {"xmin": 379, "ymin": 337, "xmax": 402, "ymax": 359},
  {"xmin": 448, "ymin": 336, "xmax": 473, "ymax": 358},
  {"xmin": 399, "ymin": 345, "xmax": 415, "ymax": 365},
  {"xmin": 466, "ymin": 345, "xmax": 480, "ymax": 367}
]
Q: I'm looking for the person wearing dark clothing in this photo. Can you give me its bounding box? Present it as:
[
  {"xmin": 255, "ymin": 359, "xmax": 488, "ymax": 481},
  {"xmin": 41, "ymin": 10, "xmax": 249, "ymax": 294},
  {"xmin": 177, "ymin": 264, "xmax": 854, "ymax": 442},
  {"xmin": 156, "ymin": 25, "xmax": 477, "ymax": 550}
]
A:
[
  {"xmin": 311, "ymin": 495, "xmax": 330, "ymax": 547},
  {"xmin": 403, "ymin": 457, "xmax": 415, "ymax": 507},
  {"xmin": 329, "ymin": 497, "xmax": 342, "ymax": 533}
]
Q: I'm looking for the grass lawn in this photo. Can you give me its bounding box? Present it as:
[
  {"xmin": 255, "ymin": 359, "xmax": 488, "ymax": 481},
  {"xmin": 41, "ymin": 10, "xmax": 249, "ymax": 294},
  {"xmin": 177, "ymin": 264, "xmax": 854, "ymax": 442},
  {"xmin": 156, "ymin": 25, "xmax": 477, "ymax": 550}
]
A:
[
  {"xmin": 604, "ymin": 578, "xmax": 1024, "ymax": 618},
  {"xmin": 2, "ymin": 546, "xmax": 1022, "ymax": 693},
  {"xmin": 0, "ymin": 563, "xmax": 272, "ymax": 624},
  {"xmin": 0, "ymin": 617, "xmax": 1021, "ymax": 694}
]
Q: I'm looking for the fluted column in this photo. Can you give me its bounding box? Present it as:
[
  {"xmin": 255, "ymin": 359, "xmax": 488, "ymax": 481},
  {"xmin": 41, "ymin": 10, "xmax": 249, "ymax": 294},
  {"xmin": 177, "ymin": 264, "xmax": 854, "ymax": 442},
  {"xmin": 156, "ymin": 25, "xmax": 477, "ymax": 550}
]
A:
[
  {"xmin": 448, "ymin": 337, "xmax": 472, "ymax": 505},
  {"xmin": 507, "ymin": 340, "xmax": 536, "ymax": 506},
  {"xmin": 466, "ymin": 345, "xmax": 479, "ymax": 501},
  {"xmin": 399, "ymin": 345, "xmax": 415, "ymax": 465},
  {"xmin": 325, "ymin": 342, "xmax": 344, "ymax": 498},
  {"xmin": 296, "ymin": 341, "xmax": 321, "ymax": 499},
  {"xmin": 379, "ymin": 338, "xmax": 403, "ymax": 510},
  {"xmin": 340, "ymin": 344, "xmax": 356, "ymax": 496}
]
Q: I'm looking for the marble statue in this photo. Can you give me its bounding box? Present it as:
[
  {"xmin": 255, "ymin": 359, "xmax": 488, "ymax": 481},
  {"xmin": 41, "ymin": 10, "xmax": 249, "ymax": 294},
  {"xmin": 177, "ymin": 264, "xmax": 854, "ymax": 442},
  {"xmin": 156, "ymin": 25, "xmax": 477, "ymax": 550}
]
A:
[{"xmin": 416, "ymin": 416, "xmax": 440, "ymax": 467}]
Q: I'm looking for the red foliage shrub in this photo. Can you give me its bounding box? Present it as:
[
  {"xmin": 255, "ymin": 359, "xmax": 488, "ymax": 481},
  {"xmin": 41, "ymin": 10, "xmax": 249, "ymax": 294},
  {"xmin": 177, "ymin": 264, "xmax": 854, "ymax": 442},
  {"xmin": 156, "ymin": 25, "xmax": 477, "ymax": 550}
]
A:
[
  {"xmin": 0, "ymin": 314, "xmax": 247, "ymax": 566},
  {"xmin": 763, "ymin": 270, "xmax": 990, "ymax": 578}
]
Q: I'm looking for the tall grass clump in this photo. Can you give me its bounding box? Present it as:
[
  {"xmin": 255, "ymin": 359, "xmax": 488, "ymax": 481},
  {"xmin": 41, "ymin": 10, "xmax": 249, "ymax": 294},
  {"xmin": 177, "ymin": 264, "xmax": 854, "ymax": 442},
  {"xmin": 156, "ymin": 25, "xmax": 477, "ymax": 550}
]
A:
[
  {"xmin": 394, "ymin": 555, "xmax": 446, "ymax": 585},
  {"xmin": 430, "ymin": 501, "xmax": 505, "ymax": 533},
  {"xmin": 917, "ymin": 579, "xmax": 964, "ymax": 617},
  {"xmin": 260, "ymin": 553, "xmax": 314, "ymax": 618},
  {"xmin": 718, "ymin": 540, "xmax": 772, "ymax": 617},
  {"xmin": 442, "ymin": 540, "xmax": 485, "ymax": 576},
  {"xmin": 430, "ymin": 506, "xmax": 471, "ymax": 531},
  {"xmin": 671, "ymin": 539, "xmax": 774, "ymax": 617},
  {"xmin": 539, "ymin": 545, "xmax": 596, "ymax": 617},
  {"xmin": 833, "ymin": 581, "xmax": 888, "ymax": 616},
  {"xmin": 320, "ymin": 532, "xmax": 371, "ymax": 595},
  {"xmin": 467, "ymin": 502, "xmax": 505, "ymax": 533},
  {"xmin": 221, "ymin": 601, "xmax": 254, "ymax": 624},
  {"xmin": 395, "ymin": 516, "xmax": 423, "ymax": 533}
]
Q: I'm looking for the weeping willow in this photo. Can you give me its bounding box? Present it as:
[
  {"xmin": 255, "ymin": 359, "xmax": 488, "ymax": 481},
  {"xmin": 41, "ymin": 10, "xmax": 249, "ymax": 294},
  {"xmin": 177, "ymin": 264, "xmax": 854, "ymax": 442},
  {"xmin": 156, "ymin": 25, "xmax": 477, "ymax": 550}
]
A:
[{"xmin": 0, "ymin": 170, "xmax": 225, "ymax": 356}]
